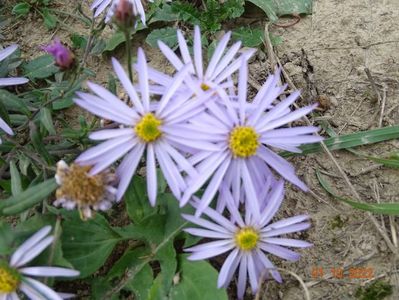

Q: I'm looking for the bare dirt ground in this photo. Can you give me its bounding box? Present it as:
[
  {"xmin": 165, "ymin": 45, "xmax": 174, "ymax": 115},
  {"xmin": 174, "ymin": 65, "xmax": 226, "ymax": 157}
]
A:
[{"xmin": 2, "ymin": 0, "xmax": 399, "ymax": 299}]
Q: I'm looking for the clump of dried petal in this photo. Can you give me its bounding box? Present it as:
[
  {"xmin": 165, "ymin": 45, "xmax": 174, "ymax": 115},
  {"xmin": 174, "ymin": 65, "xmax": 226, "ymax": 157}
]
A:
[{"xmin": 54, "ymin": 160, "xmax": 117, "ymax": 220}]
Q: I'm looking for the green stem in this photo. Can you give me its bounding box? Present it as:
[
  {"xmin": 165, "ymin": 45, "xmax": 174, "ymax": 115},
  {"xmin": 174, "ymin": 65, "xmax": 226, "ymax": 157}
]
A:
[
  {"xmin": 44, "ymin": 216, "xmax": 62, "ymax": 285},
  {"xmin": 124, "ymin": 29, "xmax": 134, "ymax": 83}
]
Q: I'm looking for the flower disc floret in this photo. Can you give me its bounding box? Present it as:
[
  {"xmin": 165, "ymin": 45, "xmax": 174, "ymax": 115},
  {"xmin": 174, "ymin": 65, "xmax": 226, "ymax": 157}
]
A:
[
  {"xmin": 0, "ymin": 263, "xmax": 21, "ymax": 293},
  {"xmin": 229, "ymin": 126, "xmax": 259, "ymax": 158},
  {"xmin": 135, "ymin": 113, "xmax": 162, "ymax": 142},
  {"xmin": 56, "ymin": 164, "xmax": 106, "ymax": 205},
  {"xmin": 235, "ymin": 227, "xmax": 259, "ymax": 251},
  {"xmin": 200, "ymin": 83, "xmax": 210, "ymax": 91}
]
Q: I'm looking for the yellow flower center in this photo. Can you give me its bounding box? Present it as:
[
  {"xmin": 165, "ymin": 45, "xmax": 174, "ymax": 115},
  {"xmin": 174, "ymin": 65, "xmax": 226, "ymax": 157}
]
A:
[
  {"xmin": 229, "ymin": 126, "xmax": 259, "ymax": 158},
  {"xmin": 200, "ymin": 83, "xmax": 210, "ymax": 91},
  {"xmin": 235, "ymin": 227, "xmax": 259, "ymax": 251},
  {"xmin": 0, "ymin": 264, "xmax": 21, "ymax": 293},
  {"xmin": 56, "ymin": 164, "xmax": 106, "ymax": 206},
  {"xmin": 135, "ymin": 113, "xmax": 162, "ymax": 142}
]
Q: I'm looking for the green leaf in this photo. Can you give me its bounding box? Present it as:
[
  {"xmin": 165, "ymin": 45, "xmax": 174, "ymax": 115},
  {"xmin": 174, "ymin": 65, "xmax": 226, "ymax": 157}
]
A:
[
  {"xmin": 41, "ymin": 8, "xmax": 57, "ymax": 29},
  {"xmin": 232, "ymin": 27, "xmax": 264, "ymax": 47},
  {"xmin": 61, "ymin": 212, "xmax": 122, "ymax": 278},
  {"xmin": 125, "ymin": 176, "xmax": 154, "ymax": 223},
  {"xmin": 40, "ymin": 107, "xmax": 56, "ymax": 135},
  {"xmin": 366, "ymin": 152, "xmax": 399, "ymax": 169},
  {"xmin": 12, "ymin": 3, "xmax": 31, "ymax": 16},
  {"xmin": 22, "ymin": 54, "xmax": 59, "ymax": 79},
  {"xmin": 0, "ymin": 89, "xmax": 31, "ymax": 116},
  {"xmin": 0, "ymin": 221, "xmax": 14, "ymax": 255},
  {"xmin": 151, "ymin": 4, "xmax": 179, "ymax": 22},
  {"xmin": 0, "ymin": 178, "xmax": 57, "ymax": 215},
  {"xmin": 281, "ymin": 125, "xmax": 399, "ymax": 157},
  {"xmin": 316, "ymin": 170, "xmax": 399, "ymax": 215},
  {"xmin": 10, "ymin": 160, "xmax": 22, "ymax": 196},
  {"xmin": 29, "ymin": 121, "xmax": 54, "ymax": 165},
  {"xmin": 146, "ymin": 27, "xmax": 178, "ymax": 49},
  {"xmin": 169, "ymin": 255, "xmax": 228, "ymax": 300},
  {"xmin": 247, "ymin": 0, "xmax": 312, "ymax": 22},
  {"xmin": 104, "ymin": 31, "xmax": 126, "ymax": 52}
]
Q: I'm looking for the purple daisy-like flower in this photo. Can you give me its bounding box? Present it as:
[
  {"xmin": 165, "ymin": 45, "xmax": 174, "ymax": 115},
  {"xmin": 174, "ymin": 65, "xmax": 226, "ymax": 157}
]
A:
[
  {"xmin": 74, "ymin": 48, "xmax": 217, "ymax": 205},
  {"xmin": 179, "ymin": 59, "xmax": 322, "ymax": 217},
  {"xmin": 183, "ymin": 181, "xmax": 312, "ymax": 299},
  {"xmin": 147, "ymin": 25, "xmax": 255, "ymax": 99},
  {"xmin": 0, "ymin": 44, "xmax": 29, "ymax": 87},
  {"xmin": 42, "ymin": 39, "xmax": 74, "ymax": 70},
  {"xmin": 91, "ymin": 0, "xmax": 153, "ymax": 25},
  {"xmin": 0, "ymin": 226, "xmax": 79, "ymax": 299}
]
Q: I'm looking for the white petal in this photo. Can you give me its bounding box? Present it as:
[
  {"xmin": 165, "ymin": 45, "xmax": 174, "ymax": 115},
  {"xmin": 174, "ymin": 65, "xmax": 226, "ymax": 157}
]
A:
[
  {"xmin": 146, "ymin": 144, "xmax": 157, "ymax": 206},
  {"xmin": 14, "ymin": 236, "xmax": 54, "ymax": 267},
  {"xmin": 217, "ymin": 248, "xmax": 240, "ymax": 288},
  {"xmin": 23, "ymin": 278, "xmax": 63, "ymax": 300},
  {"xmin": 20, "ymin": 267, "xmax": 79, "ymax": 277}
]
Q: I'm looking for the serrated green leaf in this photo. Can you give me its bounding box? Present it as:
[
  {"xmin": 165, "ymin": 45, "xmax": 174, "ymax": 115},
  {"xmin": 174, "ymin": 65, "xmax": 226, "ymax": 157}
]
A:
[
  {"xmin": 22, "ymin": 54, "xmax": 59, "ymax": 79},
  {"xmin": 169, "ymin": 255, "xmax": 228, "ymax": 300},
  {"xmin": 232, "ymin": 27, "xmax": 264, "ymax": 47},
  {"xmin": 151, "ymin": 4, "xmax": 179, "ymax": 22},
  {"xmin": 104, "ymin": 31, "xmax": 126, "ymax": 52},
  {"xmin": 125, "ymin": 175, "xmax": 154, "ymax": 223},
  {"xmin": 146, "ymin": 27, "xmax": 178, "ymax": 49},
  {"xmin": 247, "ymin": 0, "xmax": 312, "ymax": 22},
  {"xmin": 317, "ymin": 170, "xmax": 399, "ymax": 215}
]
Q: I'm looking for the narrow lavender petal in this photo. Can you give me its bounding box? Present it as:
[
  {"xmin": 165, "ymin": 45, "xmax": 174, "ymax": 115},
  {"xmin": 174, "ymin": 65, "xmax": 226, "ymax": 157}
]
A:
[
  {"xmin": 205, "ymin": 101, "xmax": 234, "ymax": 127},
  {"xmin": 217, "ymin": 248, "xmax": 240, "ymax": 288},
  {"xmin": 162, "ymin": 124, "xmax": 225, "ymax": 141},
  {"xmin": 20, "ymin": 282, "xmax": 47, "ymax": 300},
  {"xmin": 259, "ymin": 243, "xmax": 301, "ymax": 261},
  {"xmin": 219, "ymin": 186, "xmax": 245, "ymax": 227},
  {"xmin": 205, "ymin": 32, "xmax": 231, "ymax": 79},
  {"xmin": 136, "ymin": 48, "xmax": 150, "ymax": 111},
  {"xmin": 112, "ymin": 57, "xmax": 145, "ymax": 114},
  {"xmin": 177, "ymin": 30, "xmax": 194, "ymax": 69},
  {"xmin": 10, "ymin": 226, "xmax": 51, "ymax": 267},
  {"xmin": 259, "ymin": 104, "xmax": 318, "ymax": 133},
  {"xmin": 182, "ymin": 214, "xmax": 231, "ymax": 234},
  {"xmin": 184, "ymin": 228, "xmax": 231, "ymax": 239},
  {"xmin": 261, "ymin": 135, "xmax": 323, "ymax": 146},
  {"xmin": 158, "ymin": 40, "xmax": 184, "ymax": 70},
  {"xmin": 89, "ymin": 128, "xmax": 134, "ymax": 140},
  {"xmin": 0, "ymin": 77, "xmax": 29, "ymax": 86},
  {"xmin": 237, "ymin": 254, "xmax": 248, "ymax": 300},
  {"xmin": 257, "ymin": 146, "xmax": 307, "ymax": 191},
  {"xmin": 237, "ymin": 59, "xmax": 248, "ymax": 125},
  {"xmin": 154, "ymin": 143, "xmax": 185, "ymax": 199},
  {"xmin": 158, "ymin": 140, "xmax": 197, "ymax": 178},
  {"xmin": 166, "ymin": 134, "xmax": 221, "ymax": 152},
  {"xmin": 262, "ymin": 222, "xmax": 311, "ymax": 238},
  {"xmin": 256, "ymin": 249, "xmax": 282, "ymax": 283},
  {"xmin": 211, "ymin": 41, "xmax": 242, "ymax": 80},
  {"xmin": 76, "ymin": 136, "xmax": 134, "ymax": 163},
  {"xmin": 259, "ymin": 180, "xmax": 285, "ymax": 227},
  {"xmin": 180, "ymin": 152, "xmax": 228, "ymax": 206},
  {"xmin": 0, "ymin": 117, "xmax": 14, "ymax": 135},
  {"xmin": 14, "ymin": 236, "xmax": 54, "ymax": 267},
  {"xmin": 195, "ymin": 158, "xmax": 231, "ymax": 217},
  {"xmin": 247, "ymin": 254, "xmax": 259, "ymax": 294},
  {"xmin": 193, "ymin": 26, "xmax": 203, "ymax": 78},
  {"xmin": 261, "ymin": 126, "xmax": 319, "ymax": 138},
  {"xmin": 264, "ymin": 215, "xmax": 309, "ymax": 230},
  {"xmin": 0, "ymin": 44, "xmax": 18, "ymax": 61},
  {"xmin": 147, "ymin": 65, "xmax": 173, "ymax": 86},
  {"xmin": 23, "ymin": 278, "xmax": 63, "ymax": 300},
  {"xmin": 116, "ymin": 143, "xmax": 145, "ymax": 200},
  {"xmin": 20, "ymin": 267, "xmax": 79, "ymax": 277},
  {"xmin": 265, "ymin": 238, "xmax": 312, "ymax": 248},
  {"xmin": 93, "ymin": 0, "xmax": 112, "ymax": 17},
  {"xmin": 147, "ymin": 143, "xmax": 157, "ymax": 206},
  {"xmin": 240, "ymin": 160, "xmax": 261, "ymax": 220},
  {"xmin": 90, "ymin": 0, "xmax": 105, "ymax": 9}
]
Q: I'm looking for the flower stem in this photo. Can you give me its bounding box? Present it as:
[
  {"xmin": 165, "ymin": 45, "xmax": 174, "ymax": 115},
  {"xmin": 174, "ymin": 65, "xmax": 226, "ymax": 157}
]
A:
[{"xmin": 124, "ymin": 28, "xmax": 134, "ymax": 83}]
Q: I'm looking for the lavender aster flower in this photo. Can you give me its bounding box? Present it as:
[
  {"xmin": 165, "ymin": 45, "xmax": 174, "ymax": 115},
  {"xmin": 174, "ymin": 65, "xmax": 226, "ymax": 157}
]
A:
[
  {"xmin": 148, "ymin": 25, "xmax": 255, "ymax": 99},
  {"xmin": 0, "ymin": 45, "xmax": 28, "ymax": 87},
  {"xmin": 42, "ymin": 39, "xmax": 74, "ymax": 70},
  {"xmin": 0, "ymin": 226, "xmax": 79, "ymax": 299},
  {"xmin": 179, "ymin": 59, "xmax": 323, "ymax": 217},
  {"xmin": 74, "ymin": 48, "xmax": 217, "ymax": 204},
  {"xmin": 183, "ymin": 181, "xmax": 312, "ymax": 299},
  {"xmin": 91, "ymin": 0, "xmax": 153, "ymax": 25}
]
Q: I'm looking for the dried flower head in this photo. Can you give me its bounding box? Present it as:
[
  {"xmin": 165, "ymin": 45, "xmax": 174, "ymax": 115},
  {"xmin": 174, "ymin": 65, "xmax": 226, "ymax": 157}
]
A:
[{"xmin": 54, "ymin": 160, "xmax": 117, "ymax": 220}]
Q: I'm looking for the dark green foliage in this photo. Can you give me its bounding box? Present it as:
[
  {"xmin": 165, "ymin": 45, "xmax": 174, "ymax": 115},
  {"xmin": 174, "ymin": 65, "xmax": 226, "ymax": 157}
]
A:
[{"xmin": 355, "ymin": 280, "xmax": 393, "ymax": 300}]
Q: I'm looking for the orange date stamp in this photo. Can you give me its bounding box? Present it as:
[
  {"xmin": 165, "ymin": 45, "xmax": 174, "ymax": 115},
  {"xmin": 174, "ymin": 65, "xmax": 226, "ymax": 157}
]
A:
[{"xmin": 311, "ymin": 266, "xmax": 374, "ymax": 279}]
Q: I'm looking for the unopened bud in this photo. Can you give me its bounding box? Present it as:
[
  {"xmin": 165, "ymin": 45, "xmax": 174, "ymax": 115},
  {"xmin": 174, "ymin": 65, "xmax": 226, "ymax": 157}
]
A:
[
  {"xmin": 41, "ymin": 39, "xmax": 74, "ymax": 70},
  {"xmin": 114, "ymin": 0, "xmax": 137, "ymax": 28}
]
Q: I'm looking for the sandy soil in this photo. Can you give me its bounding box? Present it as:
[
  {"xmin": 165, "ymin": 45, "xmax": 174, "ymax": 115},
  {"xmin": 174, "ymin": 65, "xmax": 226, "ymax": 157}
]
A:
[{"xmin": 2, "ymin": 0, "xmax": 399, "ymax": 299}]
